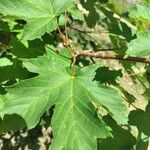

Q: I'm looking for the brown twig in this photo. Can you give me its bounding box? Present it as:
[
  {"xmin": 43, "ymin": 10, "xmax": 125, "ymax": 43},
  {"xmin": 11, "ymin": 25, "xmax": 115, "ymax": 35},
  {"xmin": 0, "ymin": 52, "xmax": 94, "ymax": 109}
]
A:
[
  {"xmin": 0, "ymin": 43, "xmax": 12, "ymax": 50},
  {"xmin": 75, "ymin": 50, "xmax": 150, "ymax": 64},
  {"xmin": 57, "ymin": 26, "xmax": 73, "ymax": 56},
  {"xmin": 64, "ymin": 11, "xmax": 69, "ymax": 46},
  {"xmin": 64, "ymin": 12, "xmax": 74, "ymax": 56},
  {"xmin": 71, "ymin": 53, "xmax": 78, "ymax": 76},
  {"xmin": 57, "ymin": 13, "xmax": 75, "ymax": 76},
  {"xmin": 57, "ymin": 26, "xmax": 66, "ymax": 43},
  {"xmin": 57, "ymin": 12, "xmax": 74, "ymax": 57}
]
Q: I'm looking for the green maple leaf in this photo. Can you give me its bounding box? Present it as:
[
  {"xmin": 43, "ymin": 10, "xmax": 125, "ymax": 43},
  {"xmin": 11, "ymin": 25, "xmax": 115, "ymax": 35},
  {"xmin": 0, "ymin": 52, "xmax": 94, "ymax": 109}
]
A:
[
  {"xmin": 0, "ymin": 0, "xmax": 73, "ymax": 40},
  {"xmin": 0, "ymin": 47, "xmax": 127, "ymax": 149},
  {"xmin": 126, "ymin": 31, "xmax": 150, "ymax": 57}
]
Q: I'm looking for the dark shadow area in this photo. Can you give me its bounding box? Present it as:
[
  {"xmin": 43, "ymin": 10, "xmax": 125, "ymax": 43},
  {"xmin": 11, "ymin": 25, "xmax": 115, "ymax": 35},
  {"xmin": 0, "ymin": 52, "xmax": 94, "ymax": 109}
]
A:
[
  {"xmin": 143, "ymin": 65, "xmax": 150, "ymax": 100},
  {"xmin": 80, "ymin": 0, "xmax": 99, "ymax": 28},
  {"xmin": 94, "ymin": 66, "xmax": 122, "ymax": 85},
  {"xmin": 0, "ymin": 125, "xmax": 50, "ymax": 150},
  {"xmin": 99, "ymin": 0, "xmax": 109, "ymax": 4},
  {"xmin": 0, "ymin": 86, "xmax": 6, "ymax": 95},
  {"xmin": 118, "ymin": 86, "xmax": 136, "ymax": 104},
  {"xmin": 129, "ymin": 103, "xmax": 150, "ymax": 136},
  {"xmin": 98, "ymin": 115, "xmax": 136, "ymax": 150},
  {"xmin": 94, "ymin": 66, "xmax": 137, "ymax": 104},
  {"xmin": 0, "ymin": 107, "xmax": 54, "ymax": 150},
  {"xmin": 0, "ymin": 114, "xmax": 26, "ymax": 133},
  {"xmin": 0, "ymin": 21, "xmax": 10, "ymax": 32},
  {"xmin": 98, "ymin": 5, "xmax": 134, "ymax": 43},
  {"xmin": 9, "ymin": 37, "xmax": 45, "ymax": 58},
  {"xmin": 0, "ymin": 59, "xmax": 37, "ymax": 84},
  {"xmin": 128, "ymin": 102, "xmax": 150, "ymax": 150},
  {"xmin": 40, "ymin": 106, "xmax": 55, "ymax": 128},
  {"xmin": 9, "ymin": 21, "xmax": 59, "ymax": 59}
]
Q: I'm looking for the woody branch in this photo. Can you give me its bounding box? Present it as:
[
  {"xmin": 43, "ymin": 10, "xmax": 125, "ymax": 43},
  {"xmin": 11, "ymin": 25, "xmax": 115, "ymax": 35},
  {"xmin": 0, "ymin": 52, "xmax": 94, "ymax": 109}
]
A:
[{"xmin": 75, "ymin": 50, "xmax": 150, "ymax": 64}]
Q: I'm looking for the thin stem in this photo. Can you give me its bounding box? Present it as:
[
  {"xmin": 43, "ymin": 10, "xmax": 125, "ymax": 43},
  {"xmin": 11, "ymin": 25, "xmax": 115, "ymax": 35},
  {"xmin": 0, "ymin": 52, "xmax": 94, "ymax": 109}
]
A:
[
  {"xmin": 57, "ymin": 15, "xmax": 75, "ymax": 75},
  {"xmin": 64, "ymin": 11, "xmax": 69, "ymax": 46},
  {"xmin": 57, "ymin": 26, "xmax": 73, "ymax": 57},
  {"xmin": 64, "ymin": 11, "xmax": 74, "ymax": 57},
  {"xmin": 71, "ymin": 54, "xmax": 77, "ymax": 76},
  {"xmin": 57, "ymin": 26, "xmax": 66, "ymax": 43}
]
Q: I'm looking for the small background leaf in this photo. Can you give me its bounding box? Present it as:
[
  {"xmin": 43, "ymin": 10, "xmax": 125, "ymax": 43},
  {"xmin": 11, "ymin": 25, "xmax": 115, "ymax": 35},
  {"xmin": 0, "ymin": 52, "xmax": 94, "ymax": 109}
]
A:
[{"xmin": 126, "ymin": 31, "xmax": 150, "ymax": 57}]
